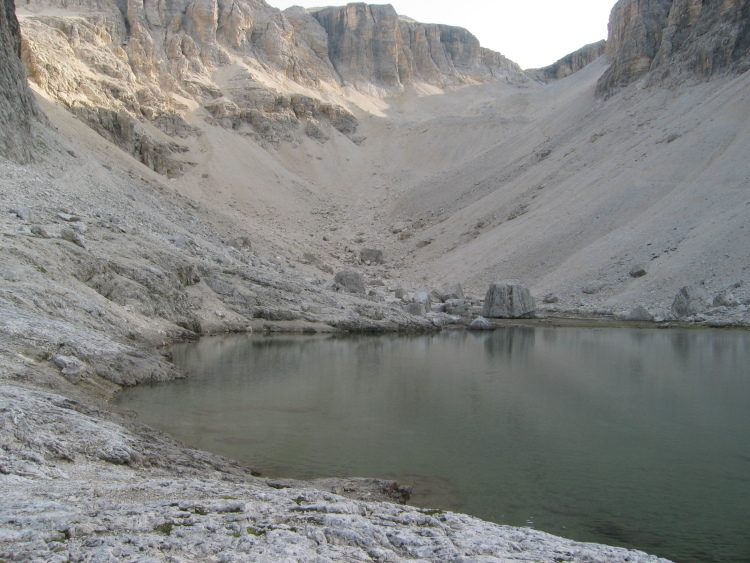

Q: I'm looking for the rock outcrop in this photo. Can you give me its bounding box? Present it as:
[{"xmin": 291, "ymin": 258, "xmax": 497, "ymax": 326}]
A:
[
  {"xmin": 311, "ymin": 3, "xmax": 526, "ymax": 95},
  {"xmin": 597, "ymin": 0, "xmax": 750, "ymax": 96},
  {"xmin": 528, "ymin": 40, "xmax": 607, "ymax": 82},
  {"xmin": 0, "ymin": 0, "xmax": 42, "ymax": 163},
  {"xmin": 18, "ymin": 0, "xmax": 526, "ymax": 175}
]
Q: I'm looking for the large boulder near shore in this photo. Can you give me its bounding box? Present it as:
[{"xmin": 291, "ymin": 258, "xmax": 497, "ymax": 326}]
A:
[
  {"xmin": 481, "ymin": 280, "xmax": 535, "ymax": 319},
  {"xmin": 671, "ymin": 285, "xmax": 709, "ymax": 318}
]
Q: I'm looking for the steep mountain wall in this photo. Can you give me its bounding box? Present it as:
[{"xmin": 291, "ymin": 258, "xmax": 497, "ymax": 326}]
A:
[
  {"xmin": 527, "ymin": 40, "xmax": 607, "ymax": 83},
  {"xmin": 597, "ymin": 0, "xmax": 750, "ymax": 96},
  {"xmin": 0, "ymin": 0, "xmax": 42, "ymax": 163},
  {"xmin": 311, "ymin": 3, "xmax": 526, "ymax": 94}
]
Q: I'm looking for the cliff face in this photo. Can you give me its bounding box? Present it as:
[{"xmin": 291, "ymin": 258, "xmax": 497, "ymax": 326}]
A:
[
  {"xmin": 17, "ymin": 0, "xmax": 526, "ymax": 174},
  {"xmin": 311, "ymin": 3, "xmax": 525, "ymax": 94},
  {"xmin": 597, "ymin": 0, "xmax": 750, "ymax": 96},
  {"xmin": 0, "ymin": 0, "xmax": 42, "ymax": 163},
  {"xmin": 527, "ymin": 40, "xmax": 607, "ymax": 83}
]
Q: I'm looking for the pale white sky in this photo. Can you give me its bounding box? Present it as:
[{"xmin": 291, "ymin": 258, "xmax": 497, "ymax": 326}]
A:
[{"xmin": 265, "ymin": 0, "xmax": 614, "ymax": 69}]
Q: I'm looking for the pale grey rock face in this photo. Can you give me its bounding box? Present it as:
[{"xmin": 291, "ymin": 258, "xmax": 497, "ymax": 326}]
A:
[
  {"xmin": 481, "ymin": 280, "xmax": 535, "ymax": 319},
  {"xmin": 597, "ymin": 0, "xmax": 750, "ymax": 96},
  {"xmin": 0, "ymin": 0, "xmax": 42, "ymax": 164},
  {"xmin": 528, "ymin": 40, "xmax": 607, "ymax": 82}
]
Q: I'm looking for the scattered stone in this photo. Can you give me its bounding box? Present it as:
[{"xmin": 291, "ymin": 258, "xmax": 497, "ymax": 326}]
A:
[
  {"xmin": 399, "ymin": 231, "xmax": 412, "ymax": 240},
  {"xmin": 394, "ymin": 287, "xmax": 406, "ymax": 299},
  {"xmin": 226, "ymin": 236, "xmax": 251, "ymax": 250},
  {"xmin": 9, "ymin": 205, "xmax": 31, "ymax": 220},
  {"xmin": 467, "ymin": 316, "xmax": 494, "ymax": 330},
  {"xmin": 333, "ymin": 269, "xmax": 366, "ymax": 294},
  {"xmin": 482, "ymin": 280, "xmax": 535, "ymax": 319},
  {"xmin": 30, "ymin": 225, "xmax": 51, "ymax": 238},
  {"xmin": 70, "ymin": 221, "xmax": 87, "ymax": 233},
  {"xmin": 630, "ymin": 265, "xmax": 648, "ymax": 278},
  {"xmin": 360, "ymin": 248, "xmax": 385, "ymax": 264},
  {"xmin": 57, "ymin": 212, "xmax": 81, "ymax": 222},
  {"xmin": 714, "ymin": 292, "xmax": 741, "ymax": 307},
  {"xmin": 53, "ymin": 355, "xmax": 85, "ymax": 384},
  {"xmin": 60, "ymin": 228, "xmax": 86, "ymax": 248},
  {"xmin": 543, "ymin": 293, "xmax": 559, "ymax": 304},
  {"xmin": 626, "ymin": 306, "xmax": 654, "ymax": 322},
  {"xmin": 391, "ymin": 222, "xmax": 409, "ymax": 233},
  {"xmin": 582, "ymin": 281, "xmax": 606, "ymax": 294},
  {"xmin": 671, "ymin": 285, "xmax": 709, "ymax": 318}
]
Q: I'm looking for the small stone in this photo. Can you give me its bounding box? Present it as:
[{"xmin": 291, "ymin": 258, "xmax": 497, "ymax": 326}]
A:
[
  {"xmin": 360, "ymin": 248, "xmax": 385, "ymax": 264},
  {"xmin": 630, "ymin": 265, "xmax": 648, "ymax": 278},
  {"xmin": 30, "ymin": 225, "xmax": 51, "ymax": 238},
  {"xmin": 61, "ymin": 228, "xmax": 86, "ymax": 248},
  {"xmin": 543, "ymin": 293, "xmax": 559, "ymax": 304},
  {"xmin": 53, "ymin": 355, "xmax": 85, "ymax": 384},
  {"xmin": 10, "ymin": 205, "xmax": 32, "ymax": 221},
  {"xmin": 394, "ymin": 287, "xmax": 406, "ymax": 299},
  {"xmin": 412, "ymin": 292, "xmax": 432, "ymax": 311},
  {"xmin": 582, "ymin": 281, "xmax": 605, "ymax": 294},
  {"xmin": 57, "ymin": 212, "xmax": 81, "ymax": 222},
  {"xmin": 467, "ymin": 316, "xmax": 494, "ymax": 330},
  {"xmin": 2, "ymin": 270, "xmax": 20, "ymax": 282},
  {"xmin": 333, "ymin": 270, "xmax": 366, "ymax": 294},
  {"xmin": 713, "ymin": 292, "xmax": 741, "ymax": 307}
]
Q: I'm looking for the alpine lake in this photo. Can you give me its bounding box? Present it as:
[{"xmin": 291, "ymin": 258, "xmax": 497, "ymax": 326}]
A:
[{"xmin": 115, "ymin": 325, "xmax": 750, "ymax": 563}]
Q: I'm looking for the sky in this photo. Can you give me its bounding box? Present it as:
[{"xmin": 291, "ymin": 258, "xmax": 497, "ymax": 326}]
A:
[{"xmin": 265, "ymin": 0, "xmax": 614, "ymax": 69}]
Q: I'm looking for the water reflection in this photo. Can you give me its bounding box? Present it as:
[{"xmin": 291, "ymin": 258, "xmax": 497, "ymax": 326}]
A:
[{"xmin": 116, "ymin": 327, "xmax": 750, "ymax": 563}]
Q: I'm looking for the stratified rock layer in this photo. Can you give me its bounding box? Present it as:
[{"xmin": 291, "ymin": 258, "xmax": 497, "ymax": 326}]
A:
[
  {"xmin": 0, "ymin": 0, "xmax": 41, "ymax": 163},
  {"xmin": 597, "ymin": 0, "xmax": 750, "ymax": 96},
  {"xmin": 528, "ymin": 40, "xmax": 607, "ymax": 82},
  {"xmin": 481, "ymin": 280, "xmax": 536, "ymax": 319}
]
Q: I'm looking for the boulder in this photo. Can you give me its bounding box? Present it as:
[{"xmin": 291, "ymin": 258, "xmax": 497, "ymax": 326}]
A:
[
  {"xmin": 671, "ymin": 285, "xmax": 709, "ymax": 318},
  {"xmin": 442, "ymin": 283, "xmax": 465, "ymax": 301},
  {"xmin": 403, "ymin": 303, "xmax": 426, "ymax": 317},
  {"xmin": 626, "ymin": 306, "xmax": 654, "ymax": 322},
  {"xmin": 582, "ymin": 281, "xmax": 605, "ymax": 294},
  {"xmin": 60, "ymin": 227, "xmax": 86, "ymax": 248},
  {"xmin": 412, "ymin": 292, "xmax": 432, "ymax": 311},
  {"xmin": 467, "ymin": 316, "xmax": 494, "ymax": 331},
  {"xmin": 481, "ymin": 280, "xmax": 535, "ymax": 319},
  {"xmin": 10, "ymin": 205, "xmax": 31, "ymax": 220},
  {"xmin": 333, "ymin": 270, "xmax": 366, "ymax": 294},
  {"xmin": 360, "ymin": 248, "xmax": 385, "ymax": 264},
  {"xmin": 713, "ymin": 292, "xmax": 741, "ymax": 307}
]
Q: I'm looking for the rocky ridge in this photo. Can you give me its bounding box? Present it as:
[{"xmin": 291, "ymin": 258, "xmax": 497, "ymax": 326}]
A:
[
  {"xmin": 528, "ymin": 40, "xmax": 607, "ymax": 83},
  {"xmin": 597, "ymin": 0, "xmax": 750, "ymax": 96},
  {"xmin": 17, "ymin": 0, "xmax": 526, "ymax": 176}
]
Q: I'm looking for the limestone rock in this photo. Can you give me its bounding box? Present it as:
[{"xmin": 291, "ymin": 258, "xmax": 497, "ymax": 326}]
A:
[
  {"xmin": 467, "ymin": 316, "xmax": 494, "ymax": 331},
  {"xmin": 412, "ymin": 291, "xmax": 432, "ymax": 311},
  {"xmin": 360, "ymin": 248, "xmax": 385, "ymax": 265},
  {"xmin": 543, "ymin": 293, "xmax": 560, "ymax": 304},
  {"xmin": 481, "ymin": 280, "xmax": 535, "ymax": 319},
  {"xmin": 442, "ymin": 283, "xmax": 465, "ymax": 301},
  {"xmin": 671, "ymin": 285, "xmax": 709, "ymax": 318},
  {"xmin": 582, "ymin": 281, "xmax": 606, "ymax": 294},
  {"xmin": 597, "ymin": 0, "xmax": 750, "ymax": 97},
  {"xmin": 630, "ymin": 265, "xmax": 648, "ymax": 278},
  {"xmin": 714, "ymin": 292, "xmax": 741, "ymax": 307},
  {"xmin": 403, "ymin": 302, "xmax": 426, "ymax": 316},
  {"xmin": 54, "ymin": 355, "xmax": 85, "ymax": 384},
  {"xmin": 626, "ymin": 305, "xmax": 654, "ymax": 322},
  {"xmin": 61, "ymin": 227, "xmax": 86, "ymax": 248},
  {"xmin": 333, "ymin": 269, "xmax": 366, "ymax": 294},
  {"xmin": 528, "ymin": 40, "xmax": 607, "ymax": 82}
]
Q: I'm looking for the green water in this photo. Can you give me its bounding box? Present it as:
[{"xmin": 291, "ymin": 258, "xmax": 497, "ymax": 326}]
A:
[{"xmin": 116, "ymin": 328, "xmax": 750, "ymax": 562}]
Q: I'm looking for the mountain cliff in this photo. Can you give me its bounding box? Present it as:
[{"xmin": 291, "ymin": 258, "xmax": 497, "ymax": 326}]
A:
[
  {"xmin": 597, "ymin": 0, "xmax": 750, "ymax": 96},
  {"xmin": 0, "ymin": 0, "xmax": 42, "ymax": 163},
  {"xmin": 527, "ymin": 40, "xmax": 607, "ymax": 82},
  {"xmin": 310, "ymin": 3, "xmax": 525, "ymax": 94},
  {"xmin": 17, "ymin": 0, "xmax": 526, "ymax": 175}
]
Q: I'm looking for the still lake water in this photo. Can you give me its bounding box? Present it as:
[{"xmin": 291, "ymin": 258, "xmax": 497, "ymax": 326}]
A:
[{"xmin": 116, "ymin": 328, "xmax": 750, "ymax": 562}]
